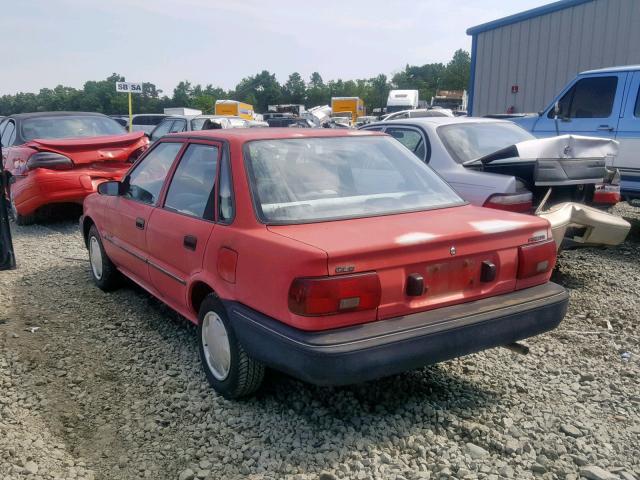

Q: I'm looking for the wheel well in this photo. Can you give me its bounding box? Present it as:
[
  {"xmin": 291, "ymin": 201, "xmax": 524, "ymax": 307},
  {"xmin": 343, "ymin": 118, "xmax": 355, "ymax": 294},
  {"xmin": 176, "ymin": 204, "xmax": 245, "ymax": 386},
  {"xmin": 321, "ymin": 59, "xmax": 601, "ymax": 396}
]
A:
[
  {"xmin": 190, "ymin": 281, "xmax": 216, "ymax": 317},
  {"xmin": 82, "ymin": 216, "xmax": 95, "ymax": 247}
]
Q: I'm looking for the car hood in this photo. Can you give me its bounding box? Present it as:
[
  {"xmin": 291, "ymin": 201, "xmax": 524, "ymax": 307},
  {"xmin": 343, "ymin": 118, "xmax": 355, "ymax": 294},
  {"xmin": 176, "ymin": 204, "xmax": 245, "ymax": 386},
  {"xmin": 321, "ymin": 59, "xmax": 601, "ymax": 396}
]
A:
[{"xmin": 26, "ymin": 132, "xmax": 147, "ymax": 164}]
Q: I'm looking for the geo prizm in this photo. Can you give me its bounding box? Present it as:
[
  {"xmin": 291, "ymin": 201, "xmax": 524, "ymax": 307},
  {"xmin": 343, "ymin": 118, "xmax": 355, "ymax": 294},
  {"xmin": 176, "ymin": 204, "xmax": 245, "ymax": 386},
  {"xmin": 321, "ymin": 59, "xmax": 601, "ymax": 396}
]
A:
[{"xmin": 80, "ymin": 128, "xmax": 568, "ymax": 398}]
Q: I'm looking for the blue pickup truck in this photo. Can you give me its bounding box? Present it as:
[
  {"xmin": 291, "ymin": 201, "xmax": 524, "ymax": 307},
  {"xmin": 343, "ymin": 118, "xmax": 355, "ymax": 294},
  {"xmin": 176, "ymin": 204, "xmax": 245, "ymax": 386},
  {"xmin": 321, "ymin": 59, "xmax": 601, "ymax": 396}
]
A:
[{"xmin": 511, "ymin": 65, "xmax": 640, "ymax": 200}]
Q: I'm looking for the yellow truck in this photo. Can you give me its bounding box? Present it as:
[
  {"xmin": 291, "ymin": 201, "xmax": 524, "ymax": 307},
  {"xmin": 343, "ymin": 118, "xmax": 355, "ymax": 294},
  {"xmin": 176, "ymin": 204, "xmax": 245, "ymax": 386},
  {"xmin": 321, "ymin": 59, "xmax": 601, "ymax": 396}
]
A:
[
  {"xmin": 331, "ymin": 97, "xmax": 365, "ymax": 124},
  {"xmin": 215, "ymin": 100, "xmax": 255, "ymax": 121}
]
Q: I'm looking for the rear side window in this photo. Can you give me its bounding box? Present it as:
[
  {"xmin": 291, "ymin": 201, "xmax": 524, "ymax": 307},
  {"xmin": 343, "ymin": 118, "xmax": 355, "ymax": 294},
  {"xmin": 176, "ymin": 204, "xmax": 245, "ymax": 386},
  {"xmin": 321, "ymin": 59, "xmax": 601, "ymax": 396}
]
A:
[
  {"xmin": 552, "ymin": 76, "xmax": 618, "ymax": 119},
  {"xmin": 386, "ymin": 127, "xmax": 426, "ymax": 161},
  {"xmin": 164, "ymin": 144, "xmax": 219, "ymax": 220},
  {"xmin": 217, "ymin": 147, "xmax": 234, "ymax": 223},
  {"xmin": 124, "ymin": 142, "xmax": 182, "ymax": 204}
]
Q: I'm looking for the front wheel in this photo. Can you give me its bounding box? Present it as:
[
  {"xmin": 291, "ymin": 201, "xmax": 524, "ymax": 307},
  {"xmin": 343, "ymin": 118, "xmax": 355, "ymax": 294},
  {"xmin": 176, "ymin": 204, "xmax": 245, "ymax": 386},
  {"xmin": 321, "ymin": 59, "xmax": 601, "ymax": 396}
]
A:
[
  {"xmin": 87, "ymin": 225, "xmax": 120, "ymax": 291},
  {"xmin": 198, "ymin": 295, "xmax": 264, "ymax": 398}
]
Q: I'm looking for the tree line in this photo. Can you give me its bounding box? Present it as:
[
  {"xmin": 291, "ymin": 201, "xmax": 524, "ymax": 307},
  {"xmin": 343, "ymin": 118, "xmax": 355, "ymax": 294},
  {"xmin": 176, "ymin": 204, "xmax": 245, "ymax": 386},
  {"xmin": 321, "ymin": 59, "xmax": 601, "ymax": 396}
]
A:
[{"xmin": 0, "ymin": 50, "xmax": 470, "ymax": 116}]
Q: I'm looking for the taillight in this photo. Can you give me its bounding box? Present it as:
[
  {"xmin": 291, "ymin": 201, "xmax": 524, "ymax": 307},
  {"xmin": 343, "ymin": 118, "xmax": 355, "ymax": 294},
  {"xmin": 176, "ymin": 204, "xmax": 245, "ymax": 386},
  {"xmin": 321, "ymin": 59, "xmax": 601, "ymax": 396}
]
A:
[
  {"xmin": 128, "ymin": 145, "xmax": 148, "ymax": 163},
  {"xmin": 288, "ymin": 272, "xmax": 381, "ymax": 316},
  {"xmin": 517, "ymin": 239, "xmax": 557, "ymax": 279},
  {"xmin": 483, "ymin": 191, "xmax": 533, "ymax": 213},
  {"xmin": 26, "ymin": 152, "xmax": 73, "ymax": 170}
]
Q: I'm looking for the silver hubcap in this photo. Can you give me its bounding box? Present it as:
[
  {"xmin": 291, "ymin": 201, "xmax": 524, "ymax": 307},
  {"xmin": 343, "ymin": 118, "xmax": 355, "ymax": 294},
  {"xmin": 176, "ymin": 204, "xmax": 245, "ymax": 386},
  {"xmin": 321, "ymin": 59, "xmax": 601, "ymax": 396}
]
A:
[
  {"xmin": 201, "ymin": 311, "xmax": 231, "ymax": 381},
  {"xmin": 89, "ymin": 236, "xmax": 103, "ymax": 280}
]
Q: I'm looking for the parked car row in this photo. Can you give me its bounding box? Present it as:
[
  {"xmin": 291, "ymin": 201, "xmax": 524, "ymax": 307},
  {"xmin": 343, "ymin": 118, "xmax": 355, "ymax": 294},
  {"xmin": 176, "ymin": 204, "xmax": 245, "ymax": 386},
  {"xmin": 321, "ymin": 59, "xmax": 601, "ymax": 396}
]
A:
[{"xmin": 0, "ymin": 107, "xmax": 633, "ymax": 400}]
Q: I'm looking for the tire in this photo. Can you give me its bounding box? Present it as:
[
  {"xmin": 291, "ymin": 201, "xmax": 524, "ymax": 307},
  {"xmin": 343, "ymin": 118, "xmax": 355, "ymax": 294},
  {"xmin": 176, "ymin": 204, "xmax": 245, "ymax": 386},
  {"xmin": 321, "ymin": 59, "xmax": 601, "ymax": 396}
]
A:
[
  {"xmin": 87, "ymin": 225, "xmax": 120, "ymax": 291},
  {"xmin": 11, "ymin": 200, "xmax": 36, "ymax": 226},
  {"xmin": 198, "ymin": 295, "xmax": 264, "ymax": 398}
]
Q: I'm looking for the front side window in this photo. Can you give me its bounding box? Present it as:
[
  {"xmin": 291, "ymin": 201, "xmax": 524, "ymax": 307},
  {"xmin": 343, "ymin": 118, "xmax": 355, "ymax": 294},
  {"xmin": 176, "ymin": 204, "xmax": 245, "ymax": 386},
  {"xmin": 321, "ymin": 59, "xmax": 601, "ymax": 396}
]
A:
[
  {"xmin": 124, "ymin": 142, "xmax": 182, "ymax": 204},
  {"xmin": 164, "ymin": 144, "xmax": 219, "ymax": 220},
  {"xmin": 551, "ymin": 76, "xmax": 618, "ymax": 119},
  {"xmin": 635, "ymin": 85, "xmax": 640, "ymax": 118},
  {"xmin": 21, "ymin": 115, "xmax": 125, "ymax": 141},
  {"xmin": 438, "ymin": 122, "xmax": 534, "ymax": 164},
  {"xmin": 150, "ymin": 119, "xmax": 173, "ymax": 141},
  {"xmin": 169, "ymin": 119, "xmax": 187, "ymax": 133},
  {"xmin": 244, "ymin": 136, "xmax": 463, "ymax": 224}
]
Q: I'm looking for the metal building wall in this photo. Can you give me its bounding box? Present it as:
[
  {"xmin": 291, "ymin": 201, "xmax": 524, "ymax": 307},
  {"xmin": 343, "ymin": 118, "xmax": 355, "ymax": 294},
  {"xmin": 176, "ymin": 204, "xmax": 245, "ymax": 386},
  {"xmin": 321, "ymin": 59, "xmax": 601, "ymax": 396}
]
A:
[{"xmin": 471, "ymin": 0, "xmax": 640, "ymax": 116}]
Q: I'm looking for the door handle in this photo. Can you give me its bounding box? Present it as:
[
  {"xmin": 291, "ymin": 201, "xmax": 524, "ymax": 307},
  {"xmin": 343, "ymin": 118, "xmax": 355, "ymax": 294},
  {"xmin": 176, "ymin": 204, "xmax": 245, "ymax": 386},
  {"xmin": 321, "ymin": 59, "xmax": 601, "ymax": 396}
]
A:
[
  {"xmin": 135, "ymin": 217, "xmax": 145, "ymax": 229},
  {"xmin": 597, "ymin": 125, "xmax": 614, "ymax": 132},
  {"xmin": 183, "ymin": 235, "xmax": 197, "ymax": 251}
]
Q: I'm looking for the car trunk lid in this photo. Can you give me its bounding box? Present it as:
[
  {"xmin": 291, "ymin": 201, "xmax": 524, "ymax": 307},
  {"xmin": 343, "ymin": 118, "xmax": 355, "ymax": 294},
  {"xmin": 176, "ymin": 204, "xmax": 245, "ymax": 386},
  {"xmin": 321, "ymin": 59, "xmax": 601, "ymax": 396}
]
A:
[
  {"xmin": 269, "ymin": 205, "xmax": 551, "ymax": 320},
  {"xmin": 27, "ymin": 132, "xmax": 146, "ymax": 164}
]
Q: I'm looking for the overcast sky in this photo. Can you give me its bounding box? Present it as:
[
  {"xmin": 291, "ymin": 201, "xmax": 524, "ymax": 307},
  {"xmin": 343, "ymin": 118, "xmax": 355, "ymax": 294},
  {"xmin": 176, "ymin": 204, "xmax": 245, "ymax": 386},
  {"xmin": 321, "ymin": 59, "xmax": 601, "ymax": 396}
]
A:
[{"xmin": 5, "ymin": 0, "xmax": 550, "ymax": 95}]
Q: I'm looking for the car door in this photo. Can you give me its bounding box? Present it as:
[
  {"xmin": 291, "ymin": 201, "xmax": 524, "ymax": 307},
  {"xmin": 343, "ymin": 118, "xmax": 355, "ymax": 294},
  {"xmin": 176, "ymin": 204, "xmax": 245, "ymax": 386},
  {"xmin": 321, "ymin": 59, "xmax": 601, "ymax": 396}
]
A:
[
  {"xmin": 615, "ymin": 71, "xmax": 640, "ymax": 194},
  {"xmin": 105, "ymin": 141, "xmax": 184, "ymax": 288},
  {"xmin": 145, "ymin": 141, "xmax": 220, "ymax": 308},
  {"xmin": 533, "ymin": 73, "xmax": 627, "ymax": 139}
]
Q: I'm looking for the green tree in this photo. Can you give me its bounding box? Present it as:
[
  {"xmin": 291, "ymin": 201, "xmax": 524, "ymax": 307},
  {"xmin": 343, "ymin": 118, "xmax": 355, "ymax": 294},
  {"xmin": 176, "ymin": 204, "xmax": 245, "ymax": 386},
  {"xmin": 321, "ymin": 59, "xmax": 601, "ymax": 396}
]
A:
[
  {"xmin": 282, "ymin": 72, "xmax": 306, "ymax": 104},
  {"xmin": 442, "ymin": 49, "xmax": 471, "ymax": 91}
]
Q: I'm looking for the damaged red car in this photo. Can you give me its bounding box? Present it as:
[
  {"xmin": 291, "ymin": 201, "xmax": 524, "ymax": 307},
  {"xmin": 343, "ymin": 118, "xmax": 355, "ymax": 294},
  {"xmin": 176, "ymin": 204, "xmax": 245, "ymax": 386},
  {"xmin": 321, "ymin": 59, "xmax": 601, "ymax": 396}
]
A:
[
  {"xmin": 81, "ymin": 129, "xmax": 568, "ymax": 398},
  {"xmin": 1, "ymin": 112, "xmax": 148, "ymax": 224}
]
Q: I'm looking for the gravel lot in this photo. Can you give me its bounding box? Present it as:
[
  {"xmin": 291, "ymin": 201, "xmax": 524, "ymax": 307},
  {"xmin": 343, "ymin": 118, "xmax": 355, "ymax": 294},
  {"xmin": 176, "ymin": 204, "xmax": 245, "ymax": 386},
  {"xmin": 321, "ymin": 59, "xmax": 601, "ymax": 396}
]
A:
[{"xmin": 1, "ymin": 203, "xmax": 639, "ymax": 480}]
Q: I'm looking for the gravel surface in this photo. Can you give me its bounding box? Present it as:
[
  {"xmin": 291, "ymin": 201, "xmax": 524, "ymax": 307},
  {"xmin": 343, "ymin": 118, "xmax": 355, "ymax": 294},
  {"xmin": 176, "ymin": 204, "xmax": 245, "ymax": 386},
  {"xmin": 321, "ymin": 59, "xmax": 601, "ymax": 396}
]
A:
[{"xmin": 1, "ymin": 203, "xmax": 639, "ymax": 480}]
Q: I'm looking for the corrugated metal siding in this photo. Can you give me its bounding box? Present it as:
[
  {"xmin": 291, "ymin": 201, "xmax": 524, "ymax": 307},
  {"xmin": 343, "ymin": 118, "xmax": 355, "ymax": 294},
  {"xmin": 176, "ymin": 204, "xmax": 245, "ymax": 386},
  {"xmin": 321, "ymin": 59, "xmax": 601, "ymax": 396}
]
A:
[{"xmin": 472, "ymin": 0, "xmax": 640, "ymax": 116}]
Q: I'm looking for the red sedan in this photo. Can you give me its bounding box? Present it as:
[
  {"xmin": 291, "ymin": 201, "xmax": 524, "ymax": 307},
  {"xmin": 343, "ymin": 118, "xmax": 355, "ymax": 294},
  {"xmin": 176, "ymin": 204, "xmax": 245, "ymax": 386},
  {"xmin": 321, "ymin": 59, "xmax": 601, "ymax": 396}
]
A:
[
  {"xmin": 80, "ymin": 128, "xmax": 568, "ymax": 398},
  {"xmin": 1, "ymin": 112, "xmax": 148, "ymax": 224}
]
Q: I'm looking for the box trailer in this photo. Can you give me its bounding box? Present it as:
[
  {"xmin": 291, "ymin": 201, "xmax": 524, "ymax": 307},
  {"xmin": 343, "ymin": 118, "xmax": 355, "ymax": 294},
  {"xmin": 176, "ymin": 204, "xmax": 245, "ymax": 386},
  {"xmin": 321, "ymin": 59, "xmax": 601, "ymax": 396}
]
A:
[
  {"xmin": 331, "ymin": 97, "xmax": 365, "ymax": 123},
  {"xmin": 215, "ymin": 100, "xmax": 255, "ymax": 121}
]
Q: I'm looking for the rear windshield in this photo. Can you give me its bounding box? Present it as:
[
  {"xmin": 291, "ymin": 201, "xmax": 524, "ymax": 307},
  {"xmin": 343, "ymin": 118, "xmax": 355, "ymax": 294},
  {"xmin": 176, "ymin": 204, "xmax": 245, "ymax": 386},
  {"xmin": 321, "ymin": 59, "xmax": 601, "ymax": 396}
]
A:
[
  {"xmin": 244, "ymin": 135, "xmax": 463, "ymax": 224},
  {"xmin": 438, "ymin": 122, "xmax": 534, "ymax": 163},
  {"xmin": 21, "ymin": 115, "xmax": 126, "ymax": 141}
]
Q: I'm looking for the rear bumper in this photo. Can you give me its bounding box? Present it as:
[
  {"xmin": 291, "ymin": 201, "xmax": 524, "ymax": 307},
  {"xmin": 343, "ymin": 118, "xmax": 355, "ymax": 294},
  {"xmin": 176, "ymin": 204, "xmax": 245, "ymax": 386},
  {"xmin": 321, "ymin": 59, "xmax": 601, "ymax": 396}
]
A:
[
  {"xmin": 12, "ymin": 166, "xmax": 128, "ymax": 215},
  {"xmin": 226, "ymin": 282, "xmax": 569, "ymax": 386}
]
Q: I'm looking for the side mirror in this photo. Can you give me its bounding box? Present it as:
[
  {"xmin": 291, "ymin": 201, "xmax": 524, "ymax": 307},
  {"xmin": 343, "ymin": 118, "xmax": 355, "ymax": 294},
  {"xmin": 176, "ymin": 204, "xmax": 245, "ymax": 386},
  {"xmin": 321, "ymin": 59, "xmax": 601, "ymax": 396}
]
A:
[{"xmin": 97, "ymin": 180, "xmax": 121, "ymax": 196}]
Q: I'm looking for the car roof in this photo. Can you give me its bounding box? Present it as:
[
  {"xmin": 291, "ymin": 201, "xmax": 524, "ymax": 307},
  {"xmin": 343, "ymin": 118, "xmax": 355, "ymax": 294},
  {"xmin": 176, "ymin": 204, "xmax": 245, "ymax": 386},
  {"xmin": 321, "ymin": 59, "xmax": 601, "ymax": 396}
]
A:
[
  {"xmin": 367, "ymin": 117, "xmax": 510, "ymax": 128},
  {"xmin": 580, "ymin": 65, "xmax": 640, "ymax": 75},
  {"xmin": 9, "ymin": 111, "xmax": 109, "ymax": 120},
  {"xmin": 166, "ymin": 128, "xmax": 384, "ymax": 142}
]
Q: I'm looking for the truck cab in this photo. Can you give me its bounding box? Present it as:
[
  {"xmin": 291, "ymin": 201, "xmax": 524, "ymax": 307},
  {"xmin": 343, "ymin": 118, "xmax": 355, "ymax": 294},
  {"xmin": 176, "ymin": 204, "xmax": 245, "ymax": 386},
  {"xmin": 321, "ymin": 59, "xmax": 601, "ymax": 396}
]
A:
[{"xmin": 511, "ymin": 65, "xmax": 640, "ymax": 199}]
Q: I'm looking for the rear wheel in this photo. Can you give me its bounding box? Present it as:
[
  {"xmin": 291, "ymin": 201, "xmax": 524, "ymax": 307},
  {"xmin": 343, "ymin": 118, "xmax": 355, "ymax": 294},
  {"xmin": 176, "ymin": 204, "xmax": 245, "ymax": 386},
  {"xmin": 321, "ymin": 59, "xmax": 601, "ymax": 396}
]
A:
[
  {"xmin": 87, "ymin": 225, "xmax": 120, "ymax": 290},
  {"xmin": 11, "ymin": 200, "xmax": 36, "ymax": 226},
  {"xmin": 198, "ymin": 295, "xmax": 264, "ymax": 398}
]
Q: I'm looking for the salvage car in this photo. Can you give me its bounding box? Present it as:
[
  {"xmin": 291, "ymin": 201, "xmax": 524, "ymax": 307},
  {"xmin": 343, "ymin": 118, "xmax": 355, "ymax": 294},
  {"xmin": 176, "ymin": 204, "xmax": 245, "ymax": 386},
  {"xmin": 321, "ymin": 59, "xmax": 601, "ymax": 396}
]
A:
[
  {"xmin": 80, "ymin": 128, "xmax": 568, "ymax": 398},
  {"xmin": 361, "ymin": 118, "xmax": 630, "ymax": 247},
  {"xmin": 1, "ymin": 112, "xmax": 149, "ymax": 225}
]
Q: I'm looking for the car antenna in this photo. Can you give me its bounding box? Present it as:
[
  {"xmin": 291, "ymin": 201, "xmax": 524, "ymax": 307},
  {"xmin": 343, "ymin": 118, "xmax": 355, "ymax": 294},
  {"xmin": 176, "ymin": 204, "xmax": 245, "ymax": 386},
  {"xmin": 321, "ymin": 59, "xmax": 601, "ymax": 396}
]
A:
[{"xmin": 0, "ymin": 128, "xmax": 17, "ymax": 270}]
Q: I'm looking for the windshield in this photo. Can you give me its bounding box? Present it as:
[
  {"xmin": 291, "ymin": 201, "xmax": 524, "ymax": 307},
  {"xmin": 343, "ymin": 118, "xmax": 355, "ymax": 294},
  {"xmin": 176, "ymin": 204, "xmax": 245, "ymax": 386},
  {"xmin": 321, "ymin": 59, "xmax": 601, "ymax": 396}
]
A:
[
  {"xmin": 21, "ymin": 116, "xmax": 126, "ymax": 141},
  {"xmin": 244, "ymin": 136, "xmax": 464, "ymax": 224},
  {"xmin": 437, "ymin": 122, "xmax": 535, "ymax": 163}
]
